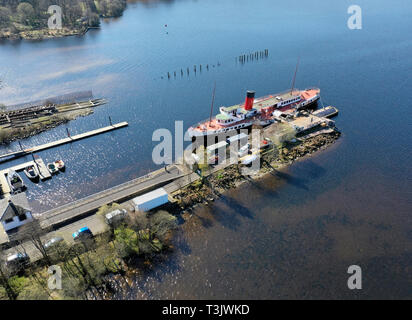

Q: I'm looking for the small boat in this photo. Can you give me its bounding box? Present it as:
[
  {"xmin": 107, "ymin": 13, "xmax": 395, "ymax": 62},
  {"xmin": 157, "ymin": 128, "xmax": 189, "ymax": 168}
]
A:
[
  {"xmin": 23, "ymin": 165, "xmax": 39, "ymax": 181},
  {"xmin": 47, "ymin": 163, "xmax": 58, "ymax": 174},
  {"xmin": 7, "ymin": 170, "xmax": 25, "ymax": 192},
  {"xmin": 54, "ymin": 160, "xmax": 65, "ymax": 171}
]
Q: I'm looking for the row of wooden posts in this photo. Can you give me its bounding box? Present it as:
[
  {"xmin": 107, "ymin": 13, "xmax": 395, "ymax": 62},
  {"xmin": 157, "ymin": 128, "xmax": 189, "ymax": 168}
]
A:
[
  {"xmin": 164, "ymin": 62, "xmax": 222, "ymax": 79},
  {"xmin": 237, "ymin": 49, "xmax": 269, "ymax": 64},
  {"xmin": 163, "ymin": 49, "xmax": 269, "ymax": 80}
]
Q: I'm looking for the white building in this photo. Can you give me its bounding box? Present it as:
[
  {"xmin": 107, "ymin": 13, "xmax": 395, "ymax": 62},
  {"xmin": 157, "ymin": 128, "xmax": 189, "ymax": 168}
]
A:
[
  {"xmin": 132, "ymin": 188, "xmax": 169, "ymax": 212},
  {"xmin": 0, "ymin": 199, "xmax": 33, "ymax": 232}
]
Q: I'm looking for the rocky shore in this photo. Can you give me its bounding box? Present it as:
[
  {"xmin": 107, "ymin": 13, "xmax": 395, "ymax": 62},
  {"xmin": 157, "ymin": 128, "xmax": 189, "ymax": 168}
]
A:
[
  {"xmin": 0, "ymin": 27, "xmax": 89, "ymax": 41},
  {"xmin": 173, "ymin": 130, "xmax": 341, "ymax": 216},
  {"xmin": 0, "ymin": 108, "xmax": 93, "ymax": 144}
]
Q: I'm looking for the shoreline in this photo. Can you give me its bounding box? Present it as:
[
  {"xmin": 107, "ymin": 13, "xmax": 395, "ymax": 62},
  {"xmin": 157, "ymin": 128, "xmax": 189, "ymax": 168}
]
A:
[
  {"xmin": 0, "ymin": 27, "xmax": 91, "ymax": 41},
  {"xmin": 0, "ymin": 99, "xmax": 106, "ymax": 145},
  {"xmin": 0, "ymin": 109, "xmax": 93, "ymax": 144},
  {"xmin": 171, "ymin": 130, "xmax": 342, "ymax": 218}
]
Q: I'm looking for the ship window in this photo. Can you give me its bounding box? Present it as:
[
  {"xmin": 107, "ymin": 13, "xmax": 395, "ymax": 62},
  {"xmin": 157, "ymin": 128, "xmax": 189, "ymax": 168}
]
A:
[
  {"xmin": 18, "ymin": 214, "xmax": 27, "ymax": 222},
  {"xmin": 5, "ymin": 218, "xmax": 13, "ymax": 224}
]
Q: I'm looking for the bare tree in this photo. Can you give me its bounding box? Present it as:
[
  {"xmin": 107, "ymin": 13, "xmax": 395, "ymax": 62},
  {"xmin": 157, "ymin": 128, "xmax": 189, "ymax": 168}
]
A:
[{"xmin": 16, "ymin": 221, "xmax": 52, "ymax": 266}]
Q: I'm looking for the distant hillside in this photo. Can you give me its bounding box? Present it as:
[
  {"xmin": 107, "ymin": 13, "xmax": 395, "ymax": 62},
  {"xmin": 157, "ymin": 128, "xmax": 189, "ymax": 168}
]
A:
[{"xmin": 0, "ymin": 0, "xmax": 127, "ymax": 39}]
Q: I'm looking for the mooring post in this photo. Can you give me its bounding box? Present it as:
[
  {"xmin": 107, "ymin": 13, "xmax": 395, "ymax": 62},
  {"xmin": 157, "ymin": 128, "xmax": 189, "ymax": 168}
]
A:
[
  {"xmin": 66, "ymin": 127, "xmax": 71, "ymax": 138},
  {"xmin": 167, "ymin": 72, "xmax": 170, "ymax": 79},
  {"xmin": 109, "ymin": 116, "xmax": 113, "ymax": 126}
]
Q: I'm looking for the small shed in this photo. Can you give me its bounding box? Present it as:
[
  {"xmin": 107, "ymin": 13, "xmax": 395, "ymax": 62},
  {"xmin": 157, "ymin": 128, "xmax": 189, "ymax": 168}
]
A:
[{"xmin": 132, "ymin": 188, "xmax": 169, "ymax": 212}]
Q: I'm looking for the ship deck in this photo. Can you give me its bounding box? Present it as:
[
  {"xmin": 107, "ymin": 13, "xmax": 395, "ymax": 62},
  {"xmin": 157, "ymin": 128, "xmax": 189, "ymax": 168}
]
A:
[{"xmin": 223, "ymin": 89, "xmax": 301, "ymax": 112}]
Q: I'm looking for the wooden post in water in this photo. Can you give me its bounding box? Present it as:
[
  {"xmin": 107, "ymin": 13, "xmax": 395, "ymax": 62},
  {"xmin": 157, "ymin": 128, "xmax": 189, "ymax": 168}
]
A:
[
  {"xmin": 109, "ymin": 116, "xmax": 113, "ymax": 126},
  {"xmin": 66, "ymin": 128, "xmax": 71, "ymax": 138},
  {"xmin": 31, "ymin": 152, "xmax": 40, "ymax": 175}
]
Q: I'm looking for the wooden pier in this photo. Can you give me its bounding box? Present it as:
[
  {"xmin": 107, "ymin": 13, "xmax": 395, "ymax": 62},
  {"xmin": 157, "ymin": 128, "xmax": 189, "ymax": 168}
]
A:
[
  {"xmin": 0, "ymin": 157, "xmax": 51, "ymax": 196},
  {"xmin": 0, "ymin": 122, "xmax": 128, "ymax": 161}
]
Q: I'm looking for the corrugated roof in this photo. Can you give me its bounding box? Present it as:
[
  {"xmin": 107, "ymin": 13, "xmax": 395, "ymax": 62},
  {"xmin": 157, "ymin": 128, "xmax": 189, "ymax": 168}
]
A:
[{"xmin": 132, "ymin": 188, "xmax": 168, "ymax": 205}]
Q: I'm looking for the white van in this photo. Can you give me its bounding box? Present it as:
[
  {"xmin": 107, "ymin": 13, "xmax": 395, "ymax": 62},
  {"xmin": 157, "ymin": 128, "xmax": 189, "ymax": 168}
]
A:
[
  {"xmin": 238, "ymin": 143, "xmax": 250, "ymax": 157},
  {"xmin": 105, "ymin": 209, "xmax": 127, "ymax": 225}
]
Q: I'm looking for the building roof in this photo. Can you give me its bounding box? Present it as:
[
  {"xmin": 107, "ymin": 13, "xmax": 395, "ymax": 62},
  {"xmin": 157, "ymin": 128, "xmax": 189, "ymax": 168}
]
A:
[
  {"xmin": 132, "ymin": 188, "xmax": 168, "ymax": 205},
  {"xmin": 0, "ymin": 201, "xmax": 29, "ymax": 221},
  {"xmin": 0, "ymin": 194, "xmax": 31, "ymax": 222}
]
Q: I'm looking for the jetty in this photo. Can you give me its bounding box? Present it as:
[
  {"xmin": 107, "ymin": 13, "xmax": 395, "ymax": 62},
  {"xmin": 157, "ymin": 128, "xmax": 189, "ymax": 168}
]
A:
[
  {"xmin": 0, "ymin": 98, "xmax": 107, "ymax": 127},
  {"xmin": 0, "ymin": 122, "xmax": 128, "ymax": 161},
  {"xmin": 0, "ymin": 157, "xmax": 51, "ymax": 195}
]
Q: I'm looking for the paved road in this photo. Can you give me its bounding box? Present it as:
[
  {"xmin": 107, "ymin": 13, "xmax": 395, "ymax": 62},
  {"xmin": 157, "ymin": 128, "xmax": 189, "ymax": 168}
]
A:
[{"xmin": 39, "ymin": 165, "xmax": 185, "ymax": 228}]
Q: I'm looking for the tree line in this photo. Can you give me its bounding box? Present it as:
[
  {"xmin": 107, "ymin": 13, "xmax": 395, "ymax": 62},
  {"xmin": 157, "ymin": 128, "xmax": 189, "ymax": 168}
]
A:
[
  {"xmin": 0, "ymin": 205, "xmax": 178, "ymax": 300},
  {"xmin": 0, "ymin": 0, "xmax": 127, "ymax": 35}
]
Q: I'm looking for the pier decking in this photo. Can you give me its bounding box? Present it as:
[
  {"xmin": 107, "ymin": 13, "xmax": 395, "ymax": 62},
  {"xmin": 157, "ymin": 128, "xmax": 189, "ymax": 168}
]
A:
[
  {"xmin": 0, "ymin": 122, "xmax": 128, "ymax": 160},
  {"xmin": 0, "ymin": 158, "xmax": 51, "ymax": 196}
]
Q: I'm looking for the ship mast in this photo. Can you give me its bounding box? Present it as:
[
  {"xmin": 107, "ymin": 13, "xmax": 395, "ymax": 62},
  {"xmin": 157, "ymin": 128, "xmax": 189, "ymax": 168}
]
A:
[
  {"xmin": 209, "ymin": 81, "xmax": 216, "ymax": 127},
  {"xmin": 290, "ymin": 56, "xmax": 300, "ymax": 95}
]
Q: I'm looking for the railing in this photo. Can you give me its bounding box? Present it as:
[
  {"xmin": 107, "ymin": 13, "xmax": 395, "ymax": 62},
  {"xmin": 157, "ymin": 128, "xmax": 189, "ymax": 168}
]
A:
[{"xmin": 37, "ymin": 166, "xmax": 181, "ymax": 219}]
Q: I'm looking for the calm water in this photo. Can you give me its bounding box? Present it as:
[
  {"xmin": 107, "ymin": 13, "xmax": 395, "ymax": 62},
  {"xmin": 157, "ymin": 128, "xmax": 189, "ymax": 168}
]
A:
[{"xmin": 0, "ymin": 0, "xmax": 411, "ymax": 298}]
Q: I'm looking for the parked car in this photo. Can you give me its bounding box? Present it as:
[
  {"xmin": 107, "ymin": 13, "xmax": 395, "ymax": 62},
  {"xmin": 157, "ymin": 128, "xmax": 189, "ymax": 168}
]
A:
[
  {"xmin": 238, "ymin": 143, "xmax": 250, "ymax": 157},
  {"xmin": 105, "ymin": 209, "xmax": 127, "ymax": 226},
  {"xmin": 44, "ymin": 237, "xmax": 64, "ymax": 251},
  {"xmin": 6, "ymin": 252, "xmax": 30, "ymax": 271},
  {"xmin": 72, "ymin": 227, "xmax": 94, "ymax": 242}
]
